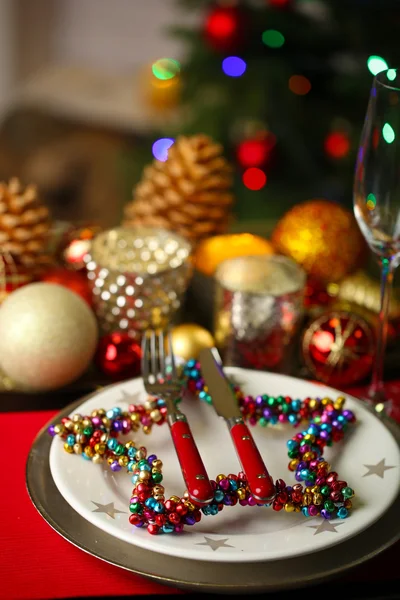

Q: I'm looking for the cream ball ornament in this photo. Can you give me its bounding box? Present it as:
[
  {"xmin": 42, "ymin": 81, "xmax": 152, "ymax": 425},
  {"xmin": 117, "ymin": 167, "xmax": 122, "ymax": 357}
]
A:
[{"xmin": 0, "ymin": 282, "xmax": 98, "ymax": 391}]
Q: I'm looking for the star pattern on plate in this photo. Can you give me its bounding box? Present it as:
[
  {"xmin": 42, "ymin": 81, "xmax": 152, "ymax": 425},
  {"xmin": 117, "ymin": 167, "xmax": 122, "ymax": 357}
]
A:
[
  {"xmin": 119, "ymin": 389, "xmax": 141, "ymax": 404},
  {"xmin": 308, "ymin": 520, "xmax": 345, "ymax": 535},
  {"xmin": 195, "ymin": 536, "xmax": 235, "ymax": 551},
  {"xmin": 363, "ymin": 459, "xmax": 396, "ymax": 479},
  {"xmin": 91, "ymin": 501, "xmax": 126, "ymax": 519}
]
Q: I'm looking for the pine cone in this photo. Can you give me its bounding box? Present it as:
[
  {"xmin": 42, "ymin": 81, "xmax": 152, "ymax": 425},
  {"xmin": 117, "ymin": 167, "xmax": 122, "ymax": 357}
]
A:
[
  {"xmin": 122, "ymin": 134, "xmax": 234, "ymax": 246},
  {"xmin": 0, "ymin": 177, "xmax": 53, "ymax": 269}
]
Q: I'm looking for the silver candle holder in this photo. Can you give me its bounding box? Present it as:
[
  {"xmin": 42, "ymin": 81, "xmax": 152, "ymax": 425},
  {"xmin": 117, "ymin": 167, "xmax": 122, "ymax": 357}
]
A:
[
  {"xmin": 85, "ymin": 227, "xmax": 193, "ymax": 339},
  {"xmin": 213, "ymin": 254, "xmax": 306, "ymax": 373}
]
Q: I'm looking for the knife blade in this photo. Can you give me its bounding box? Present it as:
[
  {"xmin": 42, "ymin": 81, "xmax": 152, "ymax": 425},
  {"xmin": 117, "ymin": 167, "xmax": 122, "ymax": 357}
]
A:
[{"xmin": 199, "ymin": 347, "xmax": 276, "ymax": 504}]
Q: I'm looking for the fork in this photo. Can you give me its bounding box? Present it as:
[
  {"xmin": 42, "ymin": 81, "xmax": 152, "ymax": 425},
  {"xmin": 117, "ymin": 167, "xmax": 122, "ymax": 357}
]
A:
[{"xmin": 141, "ymin": 329, "xmax": 214, "ymax": 506}]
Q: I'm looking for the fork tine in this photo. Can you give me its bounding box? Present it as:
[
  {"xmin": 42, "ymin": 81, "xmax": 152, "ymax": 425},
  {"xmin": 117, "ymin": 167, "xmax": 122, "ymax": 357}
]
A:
[
  {"xmin": 149, "ymin": 330, "xmax": 158, "ymax": 379},
  {"xmin": 158, "ymin": 330, "xmax": 166, "ymax": 378},
  {"xmin": 167, "ymin": 330, "xmax": 177, "ymax": 379}
]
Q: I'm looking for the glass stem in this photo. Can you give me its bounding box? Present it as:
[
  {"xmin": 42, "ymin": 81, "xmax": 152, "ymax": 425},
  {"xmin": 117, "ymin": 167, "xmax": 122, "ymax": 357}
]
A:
[{"xmin": 370, "ymin": 257, "xmax": 394, "ymax": 401}]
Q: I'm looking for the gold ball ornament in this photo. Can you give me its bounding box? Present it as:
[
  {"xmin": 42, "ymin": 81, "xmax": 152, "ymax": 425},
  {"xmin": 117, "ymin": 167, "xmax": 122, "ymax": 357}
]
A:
[
  {"xmin": 0, "ymin": 282, "xmax": 98, "ymax": 391},
  {"xmin": 271, "ymin": 199, "xmax": 368, "ymax": 282},
  {"xmin": 170, "ymin": 323, "xmax": 215, "ymax": 361}
]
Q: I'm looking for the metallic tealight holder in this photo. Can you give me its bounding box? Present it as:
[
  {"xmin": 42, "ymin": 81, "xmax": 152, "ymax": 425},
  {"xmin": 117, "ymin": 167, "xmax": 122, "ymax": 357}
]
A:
[
  {"xmin": 85, "ymin": 227, "xmax": 193, "ymax": 338},
  {"xmin": 213, "ymin": 254, "xmax": 306, "ymax": 373}
]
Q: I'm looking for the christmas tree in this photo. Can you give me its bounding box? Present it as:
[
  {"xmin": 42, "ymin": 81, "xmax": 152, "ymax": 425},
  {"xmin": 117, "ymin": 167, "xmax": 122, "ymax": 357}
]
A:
[{"xmin": 124, "ymin": 0, "xmax": 400, "ymax": 224}]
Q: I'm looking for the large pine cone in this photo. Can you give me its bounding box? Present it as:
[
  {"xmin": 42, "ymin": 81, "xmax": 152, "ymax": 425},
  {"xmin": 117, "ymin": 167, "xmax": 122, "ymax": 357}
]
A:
[
  {"xmin": 0, "ymin": 178, "xmax": 53, "ymax": 269},
  {"xmin": 122, "ymin": 134, "xmax": 234, "ymax": 246}
]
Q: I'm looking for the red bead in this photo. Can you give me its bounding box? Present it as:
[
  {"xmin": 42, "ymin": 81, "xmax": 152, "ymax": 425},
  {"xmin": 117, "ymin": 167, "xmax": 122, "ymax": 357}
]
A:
[
  {"xmin": 129, "ymin": 514, "xmax": 143, "ymax": 525},
  {"xmin": 278, "ymin": 491, "xmax": 288, "ymax": 504},
  {"xmin": 275, "ymin": 479, "xmax": 286, "ymax": 491},
  {"xmin": 147, "ymin": 524, "xmax": 160, "ymax": 535},
  {"xmin": 164, "ymin": 500, "xmax": 176, "ymax": 512},
  {"xmin": 138, "ymin": 492, "xmax": 148, "ymax": 503},
  {"xmin": 272, "ymin": 500, "xmax": 283, "ymax": 511},
  {"xmin": 61, "ymin": 417, "xmax": 70, "ymax": 425},
  {"xmin": 155, "ymin": 514, "xmax": 166, "ymax": 526},
  {"xmin": 332, "ymin": 430, "xmax": 344, "ymax": 442},
  {"xmin": 230, "ymin": 495, "xmax": 238, "ymax": 506},
  {"xmin": 176, "ymin": 503, "xmax": 188, "ymax": 516},
  {"xmin": 136, "ymin": 483, "xmax": 149, "ymax": 494},
  {"xmin": 330, "ymin": 491, "xmax": 342, "ymax": 502},
  {"xmin": 168, "ymin": 512, "xmax": 180, "ymax": 524},
  {"xmin": 291, "ymin": 491, "xmax": 303, "ymax": 503},
  {"xmin": 228, "ymin": 473, "xmax": 238, "ymax": 481},
  {"xmin": 326, "ymin": 472, "xmax": 338, "ymax": 483},
  {"xmin": 331, "ymin": 481, "xmax": 342, "ymax": 492},
  {"xmin": 193, "ymin": 510, "xmax": 202, "ymax": 522},
  {"xmin": 337, "ymin": 480, "xmax": 347, "ymax": 489}
]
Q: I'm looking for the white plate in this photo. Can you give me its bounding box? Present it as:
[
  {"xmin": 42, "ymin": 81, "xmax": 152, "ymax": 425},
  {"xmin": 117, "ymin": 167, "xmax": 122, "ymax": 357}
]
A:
[{"xmin": 49, "ymin": 368, "xmax": 400, "ymax": 563}]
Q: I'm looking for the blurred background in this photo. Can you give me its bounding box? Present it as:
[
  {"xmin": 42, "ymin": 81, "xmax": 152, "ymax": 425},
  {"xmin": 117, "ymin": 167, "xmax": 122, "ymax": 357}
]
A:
[{"xmin": 0, "ymin": 0, "xmax": 398, "ymax": 231}]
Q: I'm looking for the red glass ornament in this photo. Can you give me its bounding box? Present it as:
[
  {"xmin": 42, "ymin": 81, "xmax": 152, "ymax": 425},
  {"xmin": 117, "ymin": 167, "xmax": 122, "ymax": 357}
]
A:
[
  {"xmin": 59, "ymin": 223, "xmax": 102, "ymax": 272},
  {"xmin": 324, "ymin": 132, "xmax": 351, "ymax": 159},
  {"xmin": 203, "ymin": 5, "xmax": 248, "ymax": 52},
  {"xmin": 39, "ymin": 267, "xmax": 93, "ymax": 306},
  {"xmin": 304, "ymin": 277, "xmax": 333, "ymax": 310},
  {"xmin": 95, "ymin": 332, "xmax": 142, "ymax": 380},
  {"xmin": 302, "ymin": 310, "xmax": 375, "ymax": 387}
]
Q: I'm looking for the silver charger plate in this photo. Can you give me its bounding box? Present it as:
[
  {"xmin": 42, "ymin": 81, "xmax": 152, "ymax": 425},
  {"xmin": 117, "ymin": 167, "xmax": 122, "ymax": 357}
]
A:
[{"xmin": 26, "ymin": 392, "xmax": 400, "ymax": 594}]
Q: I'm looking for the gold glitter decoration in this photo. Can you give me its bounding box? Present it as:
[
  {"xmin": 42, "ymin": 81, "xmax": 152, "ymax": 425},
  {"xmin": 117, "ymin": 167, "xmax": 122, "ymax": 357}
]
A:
[
  {"xmin": 271, "ymin": 199, "xmax": 368, "ymax": 282},
  {"xmin": 0, "ymin": 282, "xmax": 98, "ymax": 391},
  {"xmin": 85, "ymin": 227, "xmax": 193, "ymax": 338}
]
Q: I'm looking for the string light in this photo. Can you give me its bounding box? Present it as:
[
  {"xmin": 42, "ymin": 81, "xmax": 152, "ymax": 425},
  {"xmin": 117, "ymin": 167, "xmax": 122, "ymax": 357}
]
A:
[
  {"xmin": 152, "ymin": 58, "xmax": 180, "ymax": 80},
  {"xmin": 242, "ymin": 168, "xmax": 267, "ymax": 190},
  {"xmin": 222, "ymin": 56, "xmax": 247, "ymax": 77},
  {"xmin": 289, "ymin": 75, "xmax": 311, "ymax": 95},
  {"xmin": 366, "ymin": 193, "xmax": 376, "ymax": 210},
  {"xmin": 367, "ymin": 56, "xmax": 388, "ymax": 76},
  {"xmin": 324, "ymin": 132, "xmax": 350, "ymax": 159},
  {"xmin": 382, "ymin": 123, "xmax": 395, "ymax": 144},
  {"xmin": 262, "ymin": 29, "xmax": 285, "ymax": 48},
  {"xmin": 152, "ymin": 138, "xmax": 175, "ymax": 161}
]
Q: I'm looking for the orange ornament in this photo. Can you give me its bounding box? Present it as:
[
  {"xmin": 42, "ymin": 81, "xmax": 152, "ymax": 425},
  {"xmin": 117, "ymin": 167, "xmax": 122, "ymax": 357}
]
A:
[
  {"xmin": 193, "ymin": 233, "xmax": 275, "ymax": 277},
  {"xmin": 271, "ymin": 199, "xmax": 368, "ymax": 282}
]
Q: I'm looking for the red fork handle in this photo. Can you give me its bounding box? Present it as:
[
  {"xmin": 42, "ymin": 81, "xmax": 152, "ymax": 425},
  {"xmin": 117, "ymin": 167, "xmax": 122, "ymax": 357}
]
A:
[
  {"xmin": 230, "ymin": 420, "xmax": 276, "ymax": 504},
  {"xmin": 169, "ymin": 418, "xmax": 214, "ymax": 506}
]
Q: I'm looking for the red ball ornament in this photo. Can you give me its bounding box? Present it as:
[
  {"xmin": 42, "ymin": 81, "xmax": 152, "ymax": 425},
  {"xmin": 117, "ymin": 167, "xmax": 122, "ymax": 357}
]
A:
[
  {"xmin": 95, "ymin": 332, "xmax": 142, "ymax": 380},
  {"xmin": 203, "ymin": 5, "xmax": 248, "ymax": 52},
  {"xmin": 302, "ymin": 310, "xmax": 375, "ymax": 387},
  {"xmin": 39, "ymin": 267, "xmax": 93, "ymax": 306}
]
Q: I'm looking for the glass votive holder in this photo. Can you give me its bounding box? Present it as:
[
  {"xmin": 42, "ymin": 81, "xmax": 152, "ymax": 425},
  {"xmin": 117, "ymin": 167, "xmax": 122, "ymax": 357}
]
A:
[
  {"xmin": 213, "ymin": 254, "xmax": 307, "ymax": 373},
  {"xmin": 85, "ymin": 227, "xmax": 193, "ymax": 339}
]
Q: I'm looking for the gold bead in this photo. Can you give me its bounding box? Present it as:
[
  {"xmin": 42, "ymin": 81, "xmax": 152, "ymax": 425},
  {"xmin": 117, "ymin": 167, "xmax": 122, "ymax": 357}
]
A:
[
  {"xmin": 107, "ymin": 457, "xmax": 114, "ymax": 466},
  {"xmin": 334, "ymin": 396, "xmax": 345, "ymax": 410},
  {"xmin": 100, "ymin": 433, "xmax": 108, "ymax": 443},
  {"xmin": 125, "ymin": 440, "xmax": 136, "ymax": 449},
  {"xmin": 64, "ymin": 419, "xmax": 74, "ymax": 431},
  {"xmin": 317, "ymin": 461, "xmax": 329, "ymax": 472},
  {"xmin": 102, "ymin": 417, "xmax": 111, "ymax": 429},
  {"xmin": 143, "ymin": 425, "xmax": 152, "ymax": 435},
  {"xmin": 344, "ymin": 499, "xmax": 352, "ymax": 509},
  {"xmin": 184, "ymin": 500, "xmax": 196, "ymax": 511},
  {"xmin": 130, "ymin": 413, "xmax": 140, "ymax": 423},
  {"xmin": 139, "ymin": 470, "xmax": 150, "ymax": 481},
  {"xmin": 310, "ymin": 485, "xmax": 320, "ymax": 494},
  {"xmin": 183, "ymin": 490, "xmax": 190, "ymax": 499},
  {"xmin": 73, "ymin": 423, "xmax": 83, "ymax": 434},
  {"xmin": 131, "ymin": 422, "xmax": 140, "ymax": 431},
  {"xmin": 302, "ymin": 452, "xmax": 315, "ymax": 462},
  {"xmin": 144, "ymin": 399, "xmax": 157, "ymax": 411},
  {"xmin": 303, "ymin": 434, "xmax": 315, "ymax": 443},
  {"xmin": 313, "ymin": 493, "xmax": 323, "ymax": 505},
  {"xmin": 73, "ymin": 443, "xmax": 82, "ymax": 454},
  {"xmin": 294, "ymin": 505, "xmax": 301, "ymax": 512},
  {"xmin": 170, "ymin": 495, "xmax": 181, "ymax": 503},
  {"xmin": 150, "ymin": 409, "xmax": 162, "ymax": 422},
  {"xmin": 154, "ymin": 494, "xmax": 165, "ymax": 501},
  {"xmin": 91, "ymin": 410, "xmax": 98, "ymax": 417},
  {"xmin": 64, "ymin": 442, "xmax": 74, "ymax": 453},
  {"xmin": 322, "ymin": 397, "xmax": 333, "ymax": 406},
  {"xmin": 75, "ymin": 433, "xmax": 87, "ymax": 444},
  {"xmin": 94, "ymin": 443, "xmax": 106, "ymax": 454},
  {"xmin": 308, "ymin": 399, "xmax": 318, "ymax": 410},
  {"xmin": 92, "ymin": 454, "xmax": 103, "ymax": 464},
  {"xmin": 84, "ymin": 446, "xmax": 95, "ymax": 458},
  {"xmin": 305, "ymin": 487, "xmax": 312, "ymax": 493},
  {"xmin": 284, "ymin": 502, "xmax": 295, "ymax": 512},
  {"xmin": 118, "ymin": 456, "xmax": 129, "ymax": 467},
  {"xmin": 302, "ymin": 493, "xmax": 312, "ymax": 506},
  {"xmin": 54, "ymin": 424, "xmax": 65, "ymax": 435},
  {"xmin": 237, "ymin": 488, "xmax": 246, "ymax": 500},
  {"xmin": 289, "ymin": 459, "xmax": 299, "ymax": 471},
  {"xmin": 97, "ymin": 409, "xmax": 106, "ymax": 416},
  {"xmin": 152, "ymin": 459, "xmax": 163, "ymax": 469},
  {"xmin": 153, "ymin": 485, "xmax": 165, "ymax": 495},
  {"xmin": 216, "ymin": 474, "xmax": 226, "ymax": 482},
  {"xmin": 82, "ymin": 418, "xmax": 91, "ymax": 428},
  {"xmin": 72, "ymin": 413, "xmax": 82, "ymax": 422},
  {"xmin": 135, "ymin": 449, "xmax": 146, "ymax": 460}
]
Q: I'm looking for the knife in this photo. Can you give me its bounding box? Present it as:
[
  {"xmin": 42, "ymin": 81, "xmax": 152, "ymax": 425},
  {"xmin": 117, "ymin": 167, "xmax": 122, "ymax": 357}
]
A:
[{"xmin": 198, "ymin": 347, "xmax": 276, "ymax": 504}]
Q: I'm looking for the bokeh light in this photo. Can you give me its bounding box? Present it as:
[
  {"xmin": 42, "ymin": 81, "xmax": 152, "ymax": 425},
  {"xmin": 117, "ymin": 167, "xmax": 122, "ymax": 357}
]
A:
[
  {"xmin": 152, "ymin": 58, "xmax": 180, "ymax": 80},
  {"xmin": 382, "ymin": 123, "xmax": 395, "ymax": 144},
  {"xmin": 289, "ymin": 75, "xmax": 311, "ymax": 95},
  {"xmin": 242, "ymin": 168, "xmax": 267, "ymax": 190},
  {"xmin": 262, "ymin": 29, "xmax": 285, "ymax": 48},
  {"xmin": 324, "ymin": 132, "xmax": 350, "ymax": 159},
  {"xmin": 366, "ymin": 193, "xmax": 376, "ymax": 210},
  {"xmin": 367, "ymin": 56, "xmax": 388, "ymax": 76},
  {"xmin": 152, "ymin": 138, "xmax": 175, "ymax": 161},
  {"xmin": 237, "ymin": 135, "xmax": 276, "ymax": 167},
  {"xmin": 387, "ymin": 69, "xmax": 397, "ymax": 81},
  {"xmin": 222, "ymin": 56, "xmax": 247, "ymax": 77}
]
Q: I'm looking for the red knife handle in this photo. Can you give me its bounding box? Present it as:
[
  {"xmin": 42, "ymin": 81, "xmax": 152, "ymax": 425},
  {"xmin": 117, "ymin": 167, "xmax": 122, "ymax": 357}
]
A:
[
  {"xmin": 169, "ymin": 418, "xmax": 214, "ymax": 506},
  {"xmin": 230, "ymin": 420, "xmax": 276, "ymax": 504}
]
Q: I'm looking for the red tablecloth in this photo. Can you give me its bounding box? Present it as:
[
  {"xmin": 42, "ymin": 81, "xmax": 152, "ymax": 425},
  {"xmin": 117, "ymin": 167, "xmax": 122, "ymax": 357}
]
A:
[{"xmin": 1, "ymin": 385, "xmax": 400, "ymax": 600}]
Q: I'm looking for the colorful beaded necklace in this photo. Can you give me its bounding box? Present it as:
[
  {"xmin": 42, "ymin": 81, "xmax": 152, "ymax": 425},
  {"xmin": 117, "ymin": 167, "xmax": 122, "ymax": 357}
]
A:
[{"xmin": 49, "ymin": 358, "xmax": 356, "ymax": 536}]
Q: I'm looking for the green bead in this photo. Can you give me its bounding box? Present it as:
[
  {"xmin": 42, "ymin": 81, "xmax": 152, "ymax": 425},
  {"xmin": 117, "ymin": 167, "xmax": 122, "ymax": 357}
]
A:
[
  {"xmin": 281, "ymin": 403, "xmax": 290, "ymax": 414},
  {"xmin": 288, "ymin": 449, "xmax": 299, "ymax": 459},
  {"xmin": 138, "ymin": 459, "xmax": 148, "ymax": 468},
  {"xmin": 129, "ymin": 502, "xmax": 142, "ymax": 514},
  {"xmin": 342, "ymin": 486, "xmax": 354, "ymax": 499},
  {"xmin": 267, "ymin": 397, "xmax": 277, "ymax": 407},
  {"xmin": 83, "ymin": 426, "xmax": 93, "ymax": 436},
  {"xmin": 152, "ymin": 472, "xmax": 163, "ymax": 483},
  {"xmin": 277, "ymin": 396, "xmax": 284, "ymax": 404},
  {"xmin": 320, "ymin": 485, "xmax": 330, "ymax": 496},
  {"xmin": 324, "ymin": 500, "xmax": 335, "ymax": 512},
  {"xmin": 114, "ymin": 443, "xmax": 125, "ymax": 455},
  {"xmin": 258, "ymin": 417, "xmax": 268, "ymax": 427}
]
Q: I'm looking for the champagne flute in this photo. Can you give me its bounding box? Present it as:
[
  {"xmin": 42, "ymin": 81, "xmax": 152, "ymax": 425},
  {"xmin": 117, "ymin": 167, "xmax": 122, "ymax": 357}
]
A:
[{"xmin": 353, "ymin": 67, "xmax": 400, "ymax": 417}]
